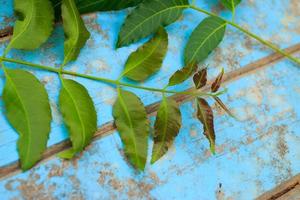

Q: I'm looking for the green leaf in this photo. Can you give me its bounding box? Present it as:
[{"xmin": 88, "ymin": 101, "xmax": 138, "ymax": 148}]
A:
[
  {"xmin": 113, "ymin": 89, "xmax": 149, "ymax": 170},
  {"xmin": 193, "ymin": 68, "xmax": 207, "ymax": 89},
  {"xmin": 117, "ymin": 0, "xmax": 189, "ymax": 47},
  {"xmin": 121, "ymin": 27, "xmax": 168, "ymax": 81},
  {"xmin": 61, "ymin": 0, "xmax": 90, "ymax": 66},
  {"xmin": 3, "ymin": 69, "xmax": 52, "ymax": 171},
  {"xmin": 51, "ymin": 0, "xmax": 143, "ymax": 19},
  {"xmin": 58, "ymin": 79, "xmax": 97, "ymax": 159},
  {"xmin": 5, "ymin": 0, "xmax": 54, "ymax": 54},
  {"xmin": 168, "ymin": 63, "xmax": 198, "ymax": 86},
  {"xmin": 220, "ymin": 0, "xmax": 242, "ymax": 10},
  {"xmin": 76, "ymin": 0, "xmax": 144, "ymax": 13},
  {"xmin": 211, "ymin": 68, "xmax": 224, "ymax": 92},
  {"xmin": 184, "ymin": 16, "xmax": 226, "ymax": 65},
  {"xmin": 196, "ymin": 98, "xmax": 216, "ymax": 154},
  {"xmin": 151, "ymin": 97, "xmax": 181, "ymax": 164}
]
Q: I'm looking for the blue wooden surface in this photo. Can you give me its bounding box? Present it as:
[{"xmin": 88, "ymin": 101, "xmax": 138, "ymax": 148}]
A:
[{"xmin": 0, "ymin": 0, "xmax": 300, "ymax": 199}]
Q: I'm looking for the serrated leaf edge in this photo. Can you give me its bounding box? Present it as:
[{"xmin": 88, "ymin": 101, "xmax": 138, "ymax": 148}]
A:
[
  {"xmin": 60, "ymin": 79, "xmax": 87, "ymax": 155},
  {"xmin": 188, "ymin": 21, "xmax": 227, "ymax": 64},
  {"xmin": 117, "ymin": 3, "xmax": 187, "ymax": 47},
  {"xmin": 4, "ymin": 69, "xmax": 33, "ymax": 167},
  {"xmin": 121, "ymin": 27, "xmax": 168, "ymax": 80},
  {"xmin": 116, "ymin": 88, "xmax": 146, "ymax": 169}
]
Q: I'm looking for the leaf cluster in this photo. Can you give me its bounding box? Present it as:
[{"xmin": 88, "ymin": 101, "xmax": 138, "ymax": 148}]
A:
[{"xmin": 1, "ymin": 0, "xmax": 240, "ymax": 171}]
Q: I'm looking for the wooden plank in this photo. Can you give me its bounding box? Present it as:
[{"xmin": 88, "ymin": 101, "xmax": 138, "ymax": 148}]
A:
[
  {"xmin": 277, "ymin": 185, "xmax": 300, "ymax": 200},
  {"xmin": 0, "ymin": 58, "xmax": 299, "ymax": 199},
  {"xmin": 1, "ymin": 0, "xmax": 300, "ymax": 168},
  {"xmin": 1, "ymin": 43, "xmax": 300, "ymax": 179},
  {"xmin": 257, "ymin": 175, "xmax": 300, "ymax": 200},
  {"xmin": 0, "ymin": 0, "xmax": 300, "ymax": 199}
]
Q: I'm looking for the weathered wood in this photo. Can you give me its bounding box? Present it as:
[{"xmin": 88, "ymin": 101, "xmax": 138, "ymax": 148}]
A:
[
  {"xmin": 0, "ymin": 0, "xmax": 300, "ymax": 199},
  {"xmin": 257, "ymin": 174, "xmax": 300, "ymax": 200},
  {"xmin": 1, "ymin": 43, "xmax": 300, "ymax": 180}
]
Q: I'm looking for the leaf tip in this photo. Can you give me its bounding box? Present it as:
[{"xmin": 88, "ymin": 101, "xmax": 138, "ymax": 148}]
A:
[
  {"xmin": 150, "ymin": 155, "xmax": 159, "ymax": 165},
  {"xmin": 57, "ymin": 149, "xmax": 76, "ymax": 160},
  {"xmin": 210, "ymin": 145, "xmax": 216, "ymax": 155},
  {"xmin": 116, "ymin": 37, "xmax": 124, "ymax": 49}
]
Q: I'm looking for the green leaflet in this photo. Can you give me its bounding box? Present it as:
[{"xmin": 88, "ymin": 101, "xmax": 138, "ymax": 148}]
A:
[
  {"xmin": 51, "ymin": 0, "xmax": 143, "ymax": 19},
  {"xmin": 220, "ymin": 0, "xmax": 242, "ymax": 10},
  {"xmin": 5, "ymin": 0, "xmax": 54, "ymax": 54},
  {"xmin": 197, "ymin": 98, "xmax": 216, "ymax": 154},
  {"xmin": 184, "ymin": 17, "xmax": 226, "ymax": 65},
  {"xmin": 151, "ymin": 97, "xmax": 181, "ymax": 164},
  {"xmin": 113, "ymin": 89, "xmax": 149, "ymax": 170},
  {"xmin": 168, "ymin": 63, "xmax": 198, "ymax": 86},
  {"xmin": 58, "ymin": 79, "xmax": 97, "ymax": 159},
  {"xmin": 117, "ymin": 0, "xmax": 189, "ymax": 47},
  {"xmin": 61, "ymin": 0, "xmax": 90, "ymax": 66},
  {"xmin": 3, "ymin": 69, "xmax": 52, "ymax": 171},
  {"xmin": 76, "ymin": 0, "xmax": 143, "ymax": 13},
  {"xmin": 121, "ymin": 27, "xmax": 168, "ymax": 81}
]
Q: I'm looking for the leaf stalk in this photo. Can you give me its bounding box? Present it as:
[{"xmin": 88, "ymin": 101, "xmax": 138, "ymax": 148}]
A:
[{"xmin": 0, "ymin": 56, "xmax": 214, "ymax": 96}]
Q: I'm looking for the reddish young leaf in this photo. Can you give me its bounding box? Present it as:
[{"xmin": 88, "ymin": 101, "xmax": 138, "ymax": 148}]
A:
[
  {"xmin": 211, "ymin": 68, "xmax": 224, "ymax": 92},
  {"xmin": 214, "ymin": 97, "xmax": 236, "ymax": 118},
  {"xmin": 197, "ymin": 98, "xmax": 216, "ymax": 154},
  {"xmin": 193, "ymin": 68, "xmax": 207, "ymax": 89}
]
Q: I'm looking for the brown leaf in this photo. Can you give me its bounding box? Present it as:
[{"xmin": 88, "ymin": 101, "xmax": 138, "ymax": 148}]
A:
[
  {"xmin": 211, "ymin": 68, "xmax": 224, "ymax": 92},
  {"xmin": 197, "ymin": 98, "xmax": 216, "ymax": 154},
  {"xmin": 214, "ymin": 97, "xmax": 236, "ymax": 119},
  {"xmin": 193, "ymin": 68, "xmax": 207, "ymax": 89}
]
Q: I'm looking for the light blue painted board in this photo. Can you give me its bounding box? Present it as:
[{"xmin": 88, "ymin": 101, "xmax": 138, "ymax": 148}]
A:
[
  {"xmin": 0, "ymin": 59, "xmax": 299, "ymax": 199},
  {"xmin": 0, "ymin": 0, "xmax": 299, "ymax": 199},
  {"xmin": 0, "ymin": 0, "xmax": 299, "ymax": 167}
]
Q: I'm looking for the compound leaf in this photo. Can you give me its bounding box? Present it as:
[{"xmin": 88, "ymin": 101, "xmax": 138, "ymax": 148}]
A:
[
  {"xmin": 184, "ymin": 16, "xmax": 226, "ymax": 65},
  {"xmin": 117, "ymin": 0, "xmax": 189, "ymax": 47},
  {"xmin": 3, "ymin": 69, "xmax": 52, "ymax": 171},
  {"xmin": 58, "ymin": 79, "xmax": 97, "ymax": 159},
  {"xmin": 61, "ymin": 0, "xmax": 90, "ymax": 66},
  {"xmin": 220, "ymin": 0, "xmax": 242, "ymax": 11},
  {"xmin": 113, "ymin": 89, "xmax": 149, "ymax": 171},
  {"xmin": 5, "ymin": 0, "xmax": 54, "ymax": 54},
  {"xmin": 168, "ymin": 63, "xmax": 198, "ymax": 86},
  {"xmin": 122, "ymin": 27, "xmax": 168, "ymax": 81},
  {"xmin": 197, "ymin": 98, "xmax": 216, "ymax": 154},
  {"xmin": 151, "ymin": 97, "xmax": 181, "ymax": 164},
  {"xmin": 193, "ymin": 68, "xmax": 207, "ymax": 89}
]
